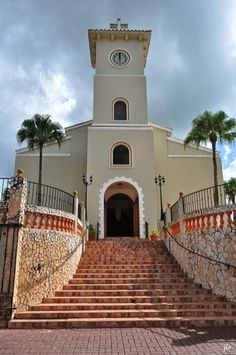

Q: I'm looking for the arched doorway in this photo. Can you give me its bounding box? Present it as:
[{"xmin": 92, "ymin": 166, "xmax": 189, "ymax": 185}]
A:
[
  {"xmin": 107, "ymin": 194, "xmax": 133, "ymax": 236},
  {"xmin": 104, "ymin": 181, "xmax": 139, "ymax": 237}
]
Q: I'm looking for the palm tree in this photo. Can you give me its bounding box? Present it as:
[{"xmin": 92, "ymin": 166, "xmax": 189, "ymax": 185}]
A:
[
  {"xmin": 225, "ymin": 177, "xmax": 236, "ymax": 204},
  {"xmin": 17, "ymin": 114, "xmax": 65, "ymax": 205},
  {"xmin": 184, "ymin": 111, "xmax": 236, "ymax": 205}
]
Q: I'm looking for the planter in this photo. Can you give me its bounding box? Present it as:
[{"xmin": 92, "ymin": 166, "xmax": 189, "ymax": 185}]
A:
[
  {"xmin": 88, "ymin": 224, "xmax": 96, "ymax": 241},
  {"xmin": 89, "ymin": 234, "xmax": 96, "ymax": 241},
  {"xmin": 150, "ymin": 234, "xmax": 159, "ymax": 241}
]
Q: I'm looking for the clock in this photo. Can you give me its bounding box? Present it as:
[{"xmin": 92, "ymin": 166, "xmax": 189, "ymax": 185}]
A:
[{"xmin": 110, "ymin": 50, "xmax": 130, "ymax": 67}]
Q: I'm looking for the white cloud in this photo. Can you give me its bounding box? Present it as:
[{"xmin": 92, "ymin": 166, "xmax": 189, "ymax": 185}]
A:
[
  {"xmin": 39, "ymin": 69, "xmax": 77, "ymax": 126},
  {"xmin": 223, "ymin": 157, "xmax": 236, "ymax": 181},
  {"xmin": 227, "ymin": 10, "xmax": 236, "ymax": 61},
  {"xmin": 165, "ymin": 39, "xmax": 185, "ymax": 73},
  {"xmin": 14, "ymin": 65, "xmax": 77, "ymax": 127},
  {"xmin": 222, "ymin": 144, "xmax": 232, "ymax": 164}
]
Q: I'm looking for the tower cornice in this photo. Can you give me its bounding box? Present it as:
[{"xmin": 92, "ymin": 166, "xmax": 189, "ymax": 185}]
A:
[{"xmin": 88, "ymin": 28, "xmax": 151, "ymax": 68}]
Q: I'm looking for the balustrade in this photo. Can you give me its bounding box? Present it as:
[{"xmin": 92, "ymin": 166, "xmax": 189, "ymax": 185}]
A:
[
  {"xmin": 23, "ymin": 210, "xmax": 80, "ymax": 235},
  {"xmin": 170, "ymin": 221, "xmax": 180, "ymax": 237},
  {"xmin": 184, "ymin": 209, "xmax": 236, "ymax": 232}
]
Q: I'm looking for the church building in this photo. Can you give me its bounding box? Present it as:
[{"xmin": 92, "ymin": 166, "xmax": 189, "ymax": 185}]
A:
[{"xmin": 15, "ymin": 20, "xmax": 223, "ymax": 238}]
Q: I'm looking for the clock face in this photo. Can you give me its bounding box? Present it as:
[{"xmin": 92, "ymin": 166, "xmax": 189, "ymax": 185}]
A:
[{"xmin": 110, "ymin": 50, "xmax": 130, "ymax": 67}]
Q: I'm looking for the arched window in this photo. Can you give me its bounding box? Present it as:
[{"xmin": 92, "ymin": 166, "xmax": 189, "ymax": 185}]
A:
[
  {"xmin": 114, "ymin": 100, "xmax": 127, "ymax": 121},
  {"xmin": 112, "ymin": 143, "xmax": 131, "ymax": 166}
]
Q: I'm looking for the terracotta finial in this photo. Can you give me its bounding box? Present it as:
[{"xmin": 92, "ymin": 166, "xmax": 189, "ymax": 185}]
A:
[
  {"xmin": 167, "ymin": 203, "xmax": 171, "ymax": 208},
  {"xmin": 179, "ymin": 191, "xmax": 184, "ymax": 198}
]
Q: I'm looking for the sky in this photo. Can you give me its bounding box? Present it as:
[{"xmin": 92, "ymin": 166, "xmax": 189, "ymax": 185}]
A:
[{"xmin": 0, "ymin": 0, "xmax": 236, "ymax": 180}]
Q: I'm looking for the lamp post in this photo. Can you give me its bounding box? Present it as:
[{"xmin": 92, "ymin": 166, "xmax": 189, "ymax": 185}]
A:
[
  {"xmin": 82, "ymin": 174, "xmax": 93, "ymax": 221},
  {"xmin": 155, "ymin": 175, "xmax": 165, "ymax": 221}
]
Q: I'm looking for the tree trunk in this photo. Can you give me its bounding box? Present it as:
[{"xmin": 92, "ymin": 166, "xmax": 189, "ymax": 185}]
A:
[
  {"xmin": 211, "ymin": 139, "xmax": 219, "ymax": 206},
  {"xmin": 37, "ymin": 144, "xmax": 43, "ymax": 206}
]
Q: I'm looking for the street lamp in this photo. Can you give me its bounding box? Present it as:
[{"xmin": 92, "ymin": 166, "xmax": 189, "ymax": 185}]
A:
[
  {"xmin": 82, "ymin": 174, "xmax": 93, "ymax": 220},
  {"xmin": 155, "ymin": 175, "xmax": 165, "ymax": 221}
]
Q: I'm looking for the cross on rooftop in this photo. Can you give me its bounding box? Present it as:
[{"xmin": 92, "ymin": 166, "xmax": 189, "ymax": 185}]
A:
[{"xmin": 110, "ymin": 18, "xmax": 128, "ymax": 30}]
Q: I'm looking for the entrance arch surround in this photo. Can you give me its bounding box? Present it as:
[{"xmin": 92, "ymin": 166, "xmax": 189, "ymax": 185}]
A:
[{"xmin": 98, "ymin": 176, "xmax": 145, "ymax": 239}]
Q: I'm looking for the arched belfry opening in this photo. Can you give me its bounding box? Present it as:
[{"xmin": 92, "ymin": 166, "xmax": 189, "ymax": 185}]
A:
[{"xmin": 104, "ymin": 181, "xmax": 139, "ymax": 237}]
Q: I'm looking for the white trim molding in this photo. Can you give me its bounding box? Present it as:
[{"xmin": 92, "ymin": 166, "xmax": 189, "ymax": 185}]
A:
[
  {"xmin": 92, "ymin": 123, "xmax": 149, "ymax": 127},
  {"xmin": 167, "ymin": 136, "xmax": 220, "ymax": 155},
  {"xmin": 16, "ymin": 135, "xmax": 72, "ymax": 154},
  {"xmin": 149, "ymin": 122, "xmax": 172, "ymax": 134},
  {"xmin": 98, "ymin": 176, "xmax": 145, "ymax": 239},
  {"xmin": 168, "ymin": 154, "xmax": 212, "ymax": 158},
  {"xmin": 65, "ymin": 120, "xmax": 92, "ymax": 132},
  {"xmin": 95, "ymin": 74, "xmax": 145, "ymax": 77},
  {"xmin": 89, "ymin": 126, "xmax": 152, "ymax": 131},
  {"xmin": 16, "ymin": 153, "xmax": 71, "ymax": 157}
]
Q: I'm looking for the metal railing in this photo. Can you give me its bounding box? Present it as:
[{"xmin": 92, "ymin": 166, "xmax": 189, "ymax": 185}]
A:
[
  {"xmin": 0, "ymin": 178, "xmax": 11, "ymax": 205},
  {"xmin": 170, "ymin": 201, "xmax": 179, "ymax": 222},
  {"xmin": 97, "ymin": 221, "xmax": 100, "ymax": 241},
  {"xmin": 78, "ymin": 204, "xmax": 81, "ymax": 220},
  {"xmin": 183, "ymin": 183, "xmax": 228, "ymax": 215},
  {"xmin": 26, "ymin": 181, "xmax": 74, "ymax": 214},
  {"xmin": 145, "ymin": 221, "xmax": 149, "ymax": 239}
]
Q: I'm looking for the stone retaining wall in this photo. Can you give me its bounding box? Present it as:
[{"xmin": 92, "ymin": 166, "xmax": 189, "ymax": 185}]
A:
[
  {"xmin": 13, "ymin": 229, "xmax": 84, "ymax": 311},
  {"xmin": 164, "ymin": 223, "xmax": 236, "ymax": 302},
  {"xmin": 0, "ymin": 174, "xmax": 86, "ymax": 321}
]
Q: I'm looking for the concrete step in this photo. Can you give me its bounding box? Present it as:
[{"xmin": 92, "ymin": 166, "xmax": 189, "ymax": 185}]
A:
[
  {"xmin": 42, "ymin": 294, "xmax": 225, "ymax": 304},
  {"xmin": 63, "ymin": 283, "xmax": 202, "ymax": 291},
  {"xmin": 9, "ymin": 316, "xmax": 236, "ymax": 329},
  {"xmin": 55, "ymin": 288, "xmax": 212, "ymax": 297},
  {"xmin": 68, "ymin": 277, "xmax": 192, "ymax": 284},
  {"xmin": 14, "ymin": 308, "xmax": 236, "ymax": 320},
  {"xmin": 75, "ymin": 267, "xmax": 181, "ymax": 273},
  {"xmin": 29, "ymin": 301, "xmax": 236, "ymax": 312},
  {"xmin": 77, "ymin": 263, "xmax": 177, "ymax": 269},
  {"xmin": 72, "ymin": 272, "xmax": 187, "ymax": 279},
  {"xmin": 79, "ymin": 259, "xmax": 174, "ymax": 264}
]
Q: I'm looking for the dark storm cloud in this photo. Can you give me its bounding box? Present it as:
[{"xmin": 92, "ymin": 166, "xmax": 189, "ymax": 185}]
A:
[{"xmin": 0, "ymin": 0, "xmax": 236, "ymax": 175}]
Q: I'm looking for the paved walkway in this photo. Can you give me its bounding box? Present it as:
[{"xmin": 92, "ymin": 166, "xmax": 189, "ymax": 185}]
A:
[{"xmin": 0, "ymin": 327, "xmax": 235, "ymax": 354}]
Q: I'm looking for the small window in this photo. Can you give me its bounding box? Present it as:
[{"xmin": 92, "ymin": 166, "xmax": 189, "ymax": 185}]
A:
[
  {"xmin": 114, "ymin": 101, "xmax": 127, "ymax": 121},
  {"xmin": 113, "ymin": 144, "xmax": 130, "ymax": 165}
]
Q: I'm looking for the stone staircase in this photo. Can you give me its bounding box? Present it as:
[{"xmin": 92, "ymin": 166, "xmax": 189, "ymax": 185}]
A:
[{"xmin": 9, "ymin": 237, "xmax": 236, "ymax": 328}]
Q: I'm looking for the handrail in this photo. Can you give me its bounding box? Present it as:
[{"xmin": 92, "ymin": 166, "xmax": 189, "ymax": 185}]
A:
[
  {"xmin": 163, "ymin": 226, "xmax": 236, "ymax": 270},
  {"xmin": 170, "ymin": 201, "xmax": 179, "ymax": 222},
  {"xmin": 26, "ymin": 181, "xmax": 74, "ymax": 214},
  {"xmin": 183, "ymin": 183, "xmax": 232, "ymax": 214}
]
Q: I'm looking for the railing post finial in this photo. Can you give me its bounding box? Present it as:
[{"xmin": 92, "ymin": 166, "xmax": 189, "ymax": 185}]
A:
[
  {"xmin": 73, "ymin": 191, "xmax": 78, "ymax": 198},
  {"xmin": 16, "ymin": 168, "xmax": 24, "ymax": 177}
]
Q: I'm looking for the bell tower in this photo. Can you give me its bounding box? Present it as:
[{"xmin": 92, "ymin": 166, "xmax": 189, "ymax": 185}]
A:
[
  {"xmin": 86, "ymin": 21, "xmax": 156, "ymax": 239},
  {"xmin": 88, "ymin": 19, "xmax": 151, "ymax": 125}
]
